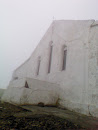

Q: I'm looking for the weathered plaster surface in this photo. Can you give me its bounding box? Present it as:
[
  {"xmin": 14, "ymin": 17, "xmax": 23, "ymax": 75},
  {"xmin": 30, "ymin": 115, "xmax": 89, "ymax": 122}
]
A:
[
  {"xmin": 2, "ymin": 78, "xmax": 60, "ymax": 105},
  {"xmin": 2, "ymin": 20, "xmax": 98, "ymax": 117},
  {"xmin": 87, "ymin": 22, "xmax": 98, "ymax": 116}
]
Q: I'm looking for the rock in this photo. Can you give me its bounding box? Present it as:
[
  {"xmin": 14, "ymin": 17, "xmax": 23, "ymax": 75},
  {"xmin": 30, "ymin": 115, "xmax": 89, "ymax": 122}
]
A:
[{"xmin": 38, "ymin": 102, "xmax": 44, "ymax": 107}]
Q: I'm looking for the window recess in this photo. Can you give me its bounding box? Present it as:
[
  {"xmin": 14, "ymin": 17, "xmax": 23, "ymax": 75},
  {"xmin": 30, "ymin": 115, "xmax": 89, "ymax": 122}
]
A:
[
  {"xmin": 48, "ymin": 41, "xmax": 53, "ymax": 73},
  {"xmin": 36, "ymin": 56, "xmax": 41, "ymax": 75},
  {"xmin": 62, "ymin": 45, "xmax": 67, "ymax": 70}
]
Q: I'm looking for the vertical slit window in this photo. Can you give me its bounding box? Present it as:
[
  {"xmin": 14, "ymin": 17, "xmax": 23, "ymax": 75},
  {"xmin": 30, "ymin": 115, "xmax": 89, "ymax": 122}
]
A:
[
  {"xmin": 48, "ymin": 42, "xmax": 53, "ymax": 73},
  {"xmin": 37, "ymin": 57, "xmax": 41, "ymax": 75},
  {"xmin": 62, "ymin": 46, "xmax": 67, "ymax": 70}
]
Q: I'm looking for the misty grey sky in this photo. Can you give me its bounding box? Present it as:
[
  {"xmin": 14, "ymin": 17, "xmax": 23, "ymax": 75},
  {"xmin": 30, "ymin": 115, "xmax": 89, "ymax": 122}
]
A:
[{"xmin": 0, "ymin": 0, "xmax": 98, "ymax": 89}]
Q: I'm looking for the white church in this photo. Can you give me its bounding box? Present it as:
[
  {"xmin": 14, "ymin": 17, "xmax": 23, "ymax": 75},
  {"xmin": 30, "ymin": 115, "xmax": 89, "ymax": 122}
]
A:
[{"xmin": 2, "ymin": 20, "xmax": 98, "ymax": 117}]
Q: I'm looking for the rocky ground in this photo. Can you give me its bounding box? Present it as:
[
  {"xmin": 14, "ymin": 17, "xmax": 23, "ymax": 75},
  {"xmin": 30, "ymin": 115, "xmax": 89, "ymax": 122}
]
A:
[
  {"xmin": 0, "ymin": 101, "xmax": 85, "ymax": 130},
  {"xmin": 0, "ymin": 101, "xmax": 98, "ymax": 129}
]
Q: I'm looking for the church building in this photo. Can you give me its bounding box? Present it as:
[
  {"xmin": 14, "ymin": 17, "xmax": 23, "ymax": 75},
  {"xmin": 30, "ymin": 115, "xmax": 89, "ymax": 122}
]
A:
[{"xmin": 2, "ymin": 20, "xmax": 98, "ymax": 117}]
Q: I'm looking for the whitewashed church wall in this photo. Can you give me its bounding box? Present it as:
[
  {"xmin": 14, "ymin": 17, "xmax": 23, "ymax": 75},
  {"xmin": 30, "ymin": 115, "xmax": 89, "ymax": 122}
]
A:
[
  {"xmin": 12, "ymin": 58, "xmax": 31, "ymax": 80},
  {"xmin": 11, "ymin": 20, "xmax": 98, "ymax": 116},
  {"xmin": 12, "ymin": 20, "xmax": 93, "ymax": 101},
  {"xmin": 88, "ymin": 25, "xmax": 98, "ymax": 107}
]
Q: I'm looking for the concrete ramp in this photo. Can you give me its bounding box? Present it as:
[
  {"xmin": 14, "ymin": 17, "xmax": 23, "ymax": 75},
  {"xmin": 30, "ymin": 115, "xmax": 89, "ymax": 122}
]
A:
[{"xmin": 2, "ymin": 78, "xmax": 60, "ymax": 105}]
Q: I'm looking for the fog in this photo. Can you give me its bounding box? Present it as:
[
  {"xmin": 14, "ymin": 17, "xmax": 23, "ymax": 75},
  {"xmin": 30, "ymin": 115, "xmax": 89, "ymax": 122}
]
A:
[{"xmin": 0, "ymin": 0, "xmax": 98, "ymax": 88}]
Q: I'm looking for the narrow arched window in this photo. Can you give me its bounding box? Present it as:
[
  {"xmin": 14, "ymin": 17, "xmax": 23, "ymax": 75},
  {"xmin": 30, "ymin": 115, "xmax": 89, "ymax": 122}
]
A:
[
  {"xmin": 48, "ymin": 41, "xmax": 53, "ymax": 73},
  {"xmin": 62, "ymin": 45, "xmax": 67, "ymax": 70},
  {"xmin": 36, "ymin": 56, "xmax": 41, "ymax": 75}
]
